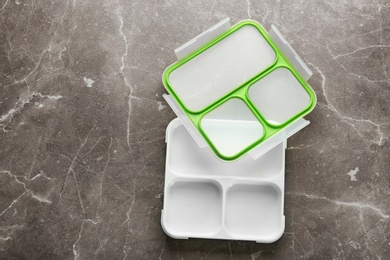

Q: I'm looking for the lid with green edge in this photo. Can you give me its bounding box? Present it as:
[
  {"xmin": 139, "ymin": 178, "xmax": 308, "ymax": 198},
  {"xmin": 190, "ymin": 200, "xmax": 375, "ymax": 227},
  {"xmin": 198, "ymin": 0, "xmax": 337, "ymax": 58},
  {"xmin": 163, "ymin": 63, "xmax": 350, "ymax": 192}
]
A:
[{"xmin": 162, "ymin": 20, "xmax": 316, "ymax": 161}]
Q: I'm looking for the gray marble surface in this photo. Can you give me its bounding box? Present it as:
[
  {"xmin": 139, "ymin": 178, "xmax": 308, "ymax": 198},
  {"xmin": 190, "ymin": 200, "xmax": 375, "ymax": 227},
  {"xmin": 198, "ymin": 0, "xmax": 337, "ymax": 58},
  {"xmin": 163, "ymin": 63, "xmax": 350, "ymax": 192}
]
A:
[{"xmin": 0, "ymin": 0, "xmax": 389, "ymax": 259}]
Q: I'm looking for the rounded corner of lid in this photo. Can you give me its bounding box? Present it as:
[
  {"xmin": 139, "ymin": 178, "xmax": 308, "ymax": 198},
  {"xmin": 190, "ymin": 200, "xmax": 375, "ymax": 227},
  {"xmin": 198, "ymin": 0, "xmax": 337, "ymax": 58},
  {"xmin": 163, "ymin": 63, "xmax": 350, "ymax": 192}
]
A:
[
  {"xmin": 196, "ymin": 125, "xmax": 241, "ymax": 162},
  {"xmin": 162, "ymin": 63, "xmax": 175, "ymax": 86},
  {"xmin": 239, "ymin": 19, "xmax": 265, "ymax": 30},
  {"xmin": 308, "ymin": 86, "xmax": 318, "ymax": 109}
]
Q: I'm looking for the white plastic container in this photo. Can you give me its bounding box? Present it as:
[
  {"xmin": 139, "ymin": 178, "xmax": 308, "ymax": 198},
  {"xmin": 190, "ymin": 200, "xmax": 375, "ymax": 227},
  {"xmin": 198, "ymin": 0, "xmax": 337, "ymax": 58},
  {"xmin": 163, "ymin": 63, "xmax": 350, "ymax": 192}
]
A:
[{"xmin": 161, "ymin": 119, "xmax": 286, "ymax": 243}]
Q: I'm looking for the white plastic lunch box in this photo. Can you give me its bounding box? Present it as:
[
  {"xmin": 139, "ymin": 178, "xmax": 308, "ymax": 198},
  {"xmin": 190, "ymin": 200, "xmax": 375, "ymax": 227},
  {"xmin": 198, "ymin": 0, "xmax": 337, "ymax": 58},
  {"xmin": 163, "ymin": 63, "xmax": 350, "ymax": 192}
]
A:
[{"xmin": 161, "ymin": 18, "xmax": 315, "ymax": 243}]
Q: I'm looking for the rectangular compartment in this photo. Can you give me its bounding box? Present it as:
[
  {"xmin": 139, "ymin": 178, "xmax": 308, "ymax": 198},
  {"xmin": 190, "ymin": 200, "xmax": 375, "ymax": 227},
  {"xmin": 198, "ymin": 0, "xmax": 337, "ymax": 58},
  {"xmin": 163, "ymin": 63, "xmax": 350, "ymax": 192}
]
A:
[
  {"xmin": 225, "ymin": 183, "xmax": 283, "ymax": 239},
  {"xmin": 167, "ymin": 118, "xmax": 283, "ymax": 180},
  {"xmin": 168, "ymin": 25, "xmax": 276, "ymax": 112},
  {"xmin": 200, "ymin": 98, "xmax": 265, "ymax": 159},
  {"xmin": 163, "ymin": 180, "xmax": 223, "ymax": 237},
  {"xmin": 247, "ymin": 67, "xmax": 312, "ymax": 126}
]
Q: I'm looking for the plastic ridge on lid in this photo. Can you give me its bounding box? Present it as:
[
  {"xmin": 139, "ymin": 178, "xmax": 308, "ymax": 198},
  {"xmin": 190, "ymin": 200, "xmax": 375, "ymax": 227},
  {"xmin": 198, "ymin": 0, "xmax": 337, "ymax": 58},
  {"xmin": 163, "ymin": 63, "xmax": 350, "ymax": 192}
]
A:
[
  {"xmin": 162, "ymin": 18, "xmax": 317, "ymax": 161},
  {"xmin": 268, "ymin": 25, "xmax": 313, "ymax": 81}
]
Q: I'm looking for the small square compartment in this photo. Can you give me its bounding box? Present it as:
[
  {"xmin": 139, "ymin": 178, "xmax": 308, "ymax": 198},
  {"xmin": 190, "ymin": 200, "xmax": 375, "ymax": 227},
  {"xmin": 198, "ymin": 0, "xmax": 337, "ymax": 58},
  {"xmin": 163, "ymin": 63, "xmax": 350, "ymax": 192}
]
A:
[
  {"xmin": 200, "ymin": 98, "xmax": 264, "ymax": 159},
  {"xmin": 225, "ymin": 184, "xmax": 283, "ymax": 237},
  {"xmin": 248, "ymin": 67, "xmax": 311, "ymax": 126},
  {"xmin": 164, "ymin": 181, "xmax": 222, "ymax": 236}
]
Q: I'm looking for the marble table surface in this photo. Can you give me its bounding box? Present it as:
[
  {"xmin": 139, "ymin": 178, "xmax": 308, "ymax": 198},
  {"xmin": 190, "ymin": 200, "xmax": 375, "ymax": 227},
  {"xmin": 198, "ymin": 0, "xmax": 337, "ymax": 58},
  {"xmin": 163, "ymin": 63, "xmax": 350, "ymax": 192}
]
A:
[{"xmin": 1, "ymin": 0, "xmax": 389, "ymax": 259}]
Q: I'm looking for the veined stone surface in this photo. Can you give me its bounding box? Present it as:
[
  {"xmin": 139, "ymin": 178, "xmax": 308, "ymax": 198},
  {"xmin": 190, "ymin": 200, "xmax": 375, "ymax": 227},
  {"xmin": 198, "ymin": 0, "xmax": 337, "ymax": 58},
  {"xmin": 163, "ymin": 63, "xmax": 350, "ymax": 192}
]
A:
[{"xmin": 0, "ymin": 0, "xmax": 389, "ymax": 259}]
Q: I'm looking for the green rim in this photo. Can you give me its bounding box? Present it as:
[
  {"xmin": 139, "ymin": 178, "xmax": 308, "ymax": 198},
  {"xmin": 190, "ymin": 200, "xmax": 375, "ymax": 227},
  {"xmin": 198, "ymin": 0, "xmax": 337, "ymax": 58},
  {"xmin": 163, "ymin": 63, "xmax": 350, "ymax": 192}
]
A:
[
  {"xmin": 198, "ymin": 96, "xmax": 267, "ymax": 161},
  {"xmin": 162, "ymin": 20, "xmax": 317, "ymax": 161}
]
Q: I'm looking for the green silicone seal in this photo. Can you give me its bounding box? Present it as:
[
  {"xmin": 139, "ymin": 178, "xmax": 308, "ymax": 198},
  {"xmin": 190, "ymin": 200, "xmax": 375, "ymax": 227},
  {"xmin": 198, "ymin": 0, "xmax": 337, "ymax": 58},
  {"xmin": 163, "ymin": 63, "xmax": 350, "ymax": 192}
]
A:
[{"xmin": 163, "ymin": 20, "xmax": 316, "ymax": 161}]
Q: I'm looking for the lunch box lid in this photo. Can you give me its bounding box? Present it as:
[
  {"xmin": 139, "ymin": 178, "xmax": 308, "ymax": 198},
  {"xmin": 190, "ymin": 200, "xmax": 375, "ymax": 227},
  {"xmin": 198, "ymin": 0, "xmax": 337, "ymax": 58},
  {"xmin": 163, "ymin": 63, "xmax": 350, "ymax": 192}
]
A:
[{"xmin": 162, "ymin": 18, "xmax": 316, "ymax": 161}]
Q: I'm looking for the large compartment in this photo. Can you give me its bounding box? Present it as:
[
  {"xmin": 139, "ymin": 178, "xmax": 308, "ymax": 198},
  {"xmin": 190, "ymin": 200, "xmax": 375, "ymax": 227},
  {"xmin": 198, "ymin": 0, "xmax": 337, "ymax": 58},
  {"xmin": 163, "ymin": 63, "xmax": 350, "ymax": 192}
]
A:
[
  {"xmin": 167, "ymin": 120, "xmax": 283, "ymax": 180},
  {"xmin": 168, "ymin": 25, "xmax": 276, "ymax": 112}
]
